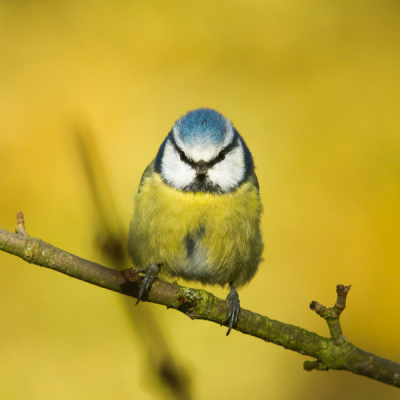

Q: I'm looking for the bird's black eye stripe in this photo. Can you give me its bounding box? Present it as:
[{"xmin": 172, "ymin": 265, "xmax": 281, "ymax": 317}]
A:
[
  {"xmin": 207, "ymin": 135, "xmax": 239, "ymax": 168},
  {"xmin": 169, "ymin": 135, "xmax": 196, "ymax": 167},
  {"xmin": 216, "ymin": 150, "xmax": 226, "ymax": 162},
  {"xmin": 170, "ymin": 133, "xmax": 239, "ymax": 168}
]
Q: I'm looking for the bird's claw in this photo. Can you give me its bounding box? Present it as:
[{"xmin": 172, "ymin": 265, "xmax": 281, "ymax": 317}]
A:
[
  {"xmin": 222, "ymin": 285, "xmax": 240, "ymax": 336},
  {"xmin": 135, "ymin": 263, "xmax": 160, "ymax": 305}
]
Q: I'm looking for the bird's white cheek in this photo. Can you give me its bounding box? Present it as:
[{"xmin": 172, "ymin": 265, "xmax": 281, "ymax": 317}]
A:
[
  {"xmin": 208, "ymin": 146, "xmax": 245, "ymax": 191},
  {"xmin": 161, "ymin": 142, "xmax": 196, "ymax": 189}
]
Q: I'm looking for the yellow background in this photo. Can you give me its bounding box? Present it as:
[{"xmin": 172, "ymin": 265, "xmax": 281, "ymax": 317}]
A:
[{"xmin": 1, "ymin": 1, "xmax": 400, "ymax": 399}]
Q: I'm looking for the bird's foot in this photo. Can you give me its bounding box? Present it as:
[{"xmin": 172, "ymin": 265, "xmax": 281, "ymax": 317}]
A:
[
  {"xmin": 222, "ymin": 284, "xmax": 240, "ymax": 336},
  {"xmin": 135, "ymin": 263, "xmax": 160, "ymax": 305}
]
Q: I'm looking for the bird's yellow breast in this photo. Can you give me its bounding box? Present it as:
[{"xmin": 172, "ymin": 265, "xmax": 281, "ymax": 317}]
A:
[{"xmin": 128, "ymin": 171, "xmax": 263, "ymax": 287}]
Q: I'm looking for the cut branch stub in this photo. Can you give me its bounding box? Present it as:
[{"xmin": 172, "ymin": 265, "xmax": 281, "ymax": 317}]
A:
[{"xmin": 15, "ymin": 211, "xmax": 29, "ymax": 237}]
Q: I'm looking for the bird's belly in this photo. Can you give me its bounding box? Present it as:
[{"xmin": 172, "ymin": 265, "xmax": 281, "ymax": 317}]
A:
[{"xmin": 128, "ymin": 173, "xmax": 263, "ymax": 287}]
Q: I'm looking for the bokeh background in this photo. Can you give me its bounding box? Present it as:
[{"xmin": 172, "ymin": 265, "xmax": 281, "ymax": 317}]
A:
[{"xmin": 1, "ymin": 1, "xmax": 400, "ymax": 399}]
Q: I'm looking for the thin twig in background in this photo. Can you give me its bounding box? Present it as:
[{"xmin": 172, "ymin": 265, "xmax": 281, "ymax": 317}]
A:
[{"xmin": 73, "ymin": 125, "xmax": 192, "ymax": 400}]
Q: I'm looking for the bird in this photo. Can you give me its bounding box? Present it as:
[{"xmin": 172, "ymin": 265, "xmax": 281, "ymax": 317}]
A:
[{"xmin": 128, "ymin": 108, "xmax": 263, "ymax": 335}]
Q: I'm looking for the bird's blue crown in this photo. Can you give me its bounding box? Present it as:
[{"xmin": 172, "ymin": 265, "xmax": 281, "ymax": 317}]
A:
[{"xmin": 173, "ymin": 108, "xmax": 232, "ymax": 146}]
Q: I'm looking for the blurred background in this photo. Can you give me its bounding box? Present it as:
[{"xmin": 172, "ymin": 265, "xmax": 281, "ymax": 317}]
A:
[{"xmin": 1, "ymin": 1, "xmax": 400, "ymax": 399}]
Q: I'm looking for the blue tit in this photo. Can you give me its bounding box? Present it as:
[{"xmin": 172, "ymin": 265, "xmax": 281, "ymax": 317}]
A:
[{"xmin": 128, "ymin": 108, "xmax": 263, "ymax": 335}]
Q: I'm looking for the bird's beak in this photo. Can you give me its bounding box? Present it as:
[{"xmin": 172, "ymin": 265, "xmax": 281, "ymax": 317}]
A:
[{"xmin": 196, "ymin": 160, "xmax": 208, "ymax": 175}]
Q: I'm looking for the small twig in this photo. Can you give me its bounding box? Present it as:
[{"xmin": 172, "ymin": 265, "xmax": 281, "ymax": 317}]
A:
[
  {"xmin": 310, "ymin": 284, "xmax": 351, "ymax": 345},
  {"xmin": 306, "ymin": 285, "xmax": 352, "ymax": 372}
]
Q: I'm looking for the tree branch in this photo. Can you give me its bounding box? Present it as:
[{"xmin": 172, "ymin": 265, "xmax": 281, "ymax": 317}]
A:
[{"xmin": 1, "ymin": 213, "xmax": 400, "ymax": 388}]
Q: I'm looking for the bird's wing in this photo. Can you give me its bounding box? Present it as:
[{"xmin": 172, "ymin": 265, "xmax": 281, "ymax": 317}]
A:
[
  {"xmin": 250, "ymin": 169, "xmax": 260, "ymax": 191},
  {"xmin": 137, "ymin": 159, "xmax": 156, "ymax": 193}
]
